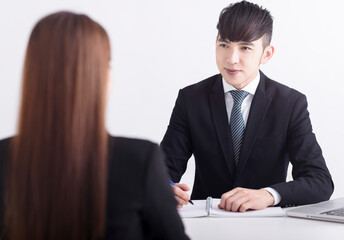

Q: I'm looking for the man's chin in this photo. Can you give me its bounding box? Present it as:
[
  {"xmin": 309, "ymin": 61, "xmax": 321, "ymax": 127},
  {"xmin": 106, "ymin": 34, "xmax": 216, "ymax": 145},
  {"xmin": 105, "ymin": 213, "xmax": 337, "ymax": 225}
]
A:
[{"xmin": 223, "ymin": 78, "xmax": 244, "ymax": 89}]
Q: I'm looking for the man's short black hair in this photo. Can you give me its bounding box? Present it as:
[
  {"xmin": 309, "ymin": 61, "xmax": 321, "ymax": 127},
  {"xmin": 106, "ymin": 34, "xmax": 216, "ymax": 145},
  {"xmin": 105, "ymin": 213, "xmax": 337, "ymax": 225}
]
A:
[{"xmin": 217, "ymin": 1, "xmax": 273, "ymax": 47}]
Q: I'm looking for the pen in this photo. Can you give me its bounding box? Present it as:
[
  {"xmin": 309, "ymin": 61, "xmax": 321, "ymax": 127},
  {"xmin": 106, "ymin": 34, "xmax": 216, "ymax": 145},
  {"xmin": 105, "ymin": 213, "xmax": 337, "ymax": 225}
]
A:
[{"xmin": 169, "ymin": 179, "xmax": 194, "ymax": 205}]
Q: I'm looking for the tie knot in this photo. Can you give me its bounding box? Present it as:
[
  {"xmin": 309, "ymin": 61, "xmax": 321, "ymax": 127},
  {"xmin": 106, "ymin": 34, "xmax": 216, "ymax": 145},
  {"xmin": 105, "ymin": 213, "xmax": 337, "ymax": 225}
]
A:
[{"xmin": 229, "ymin": 90, "xmax": 249, "ymax": 104}]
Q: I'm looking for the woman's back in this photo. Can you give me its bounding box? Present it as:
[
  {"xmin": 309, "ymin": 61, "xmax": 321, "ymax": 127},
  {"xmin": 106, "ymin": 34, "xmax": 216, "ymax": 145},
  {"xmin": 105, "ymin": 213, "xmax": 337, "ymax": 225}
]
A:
[
  {"xmin": 0, "ymin": 136, "xmax": 188, "ymax": 239},
  {"xmin": 1, "ymin": 11, "xmax": 188, "ymax": 240}
]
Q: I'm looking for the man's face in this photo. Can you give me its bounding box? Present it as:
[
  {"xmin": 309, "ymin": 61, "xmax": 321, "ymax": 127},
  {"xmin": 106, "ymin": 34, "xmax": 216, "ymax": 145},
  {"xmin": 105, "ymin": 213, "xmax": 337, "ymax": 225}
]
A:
[{"xmin": 215, "ymin": 36, "xmax": 273, "ymax": 89}]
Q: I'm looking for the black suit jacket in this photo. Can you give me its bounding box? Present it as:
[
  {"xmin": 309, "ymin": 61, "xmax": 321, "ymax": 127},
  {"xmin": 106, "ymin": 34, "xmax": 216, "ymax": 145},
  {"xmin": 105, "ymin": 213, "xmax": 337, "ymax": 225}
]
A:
[
  {"xmin": 0, "ymin": 136, "xmax": 189, "ymax": 240},
  {"xmin": 161, "ymin": 71, "xmax": 334, "ymax": 206}
]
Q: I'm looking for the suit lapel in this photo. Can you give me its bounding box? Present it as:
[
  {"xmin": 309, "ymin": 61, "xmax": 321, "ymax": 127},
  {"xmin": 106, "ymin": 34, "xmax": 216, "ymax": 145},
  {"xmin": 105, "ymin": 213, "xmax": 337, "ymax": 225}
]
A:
[
  {"xmin": 209, "ymin": 75, "xmax": 236, "ymax": 177},
  {"xmin": 235, "ymin": 72, "xmax": 272, "ymax": 179}
]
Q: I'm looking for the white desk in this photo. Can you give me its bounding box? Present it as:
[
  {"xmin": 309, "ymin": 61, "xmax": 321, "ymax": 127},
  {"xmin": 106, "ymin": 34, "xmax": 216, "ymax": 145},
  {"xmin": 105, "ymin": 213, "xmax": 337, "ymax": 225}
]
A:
[{"xmin": 183, "ymin": 216, "xmax": 344, "ymax": 240}]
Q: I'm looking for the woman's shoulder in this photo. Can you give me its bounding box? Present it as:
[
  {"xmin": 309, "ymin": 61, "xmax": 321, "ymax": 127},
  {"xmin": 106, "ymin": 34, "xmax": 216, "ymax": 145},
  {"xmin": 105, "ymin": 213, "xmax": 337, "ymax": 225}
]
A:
[
  {"xmin": 0, "ymin": 137, "xmax": 13, "ymax": 146},
  {"xmin": 110, "ymin": 135, "xmax": 158, "ymax": 151},
  {"xmin": 105, "ymin": 136, "xmax": 164, "ymax": 201},
  {"xmin": 108, "ymin": 135, "xmax": 161, "ymax": 165},
  {"xmin": 0, "ymin": 137, "xmax": 13, "ymax": 157},
  {"xmin": 110, "ymin": 136, "xmax": 157, "ymax": 148}
]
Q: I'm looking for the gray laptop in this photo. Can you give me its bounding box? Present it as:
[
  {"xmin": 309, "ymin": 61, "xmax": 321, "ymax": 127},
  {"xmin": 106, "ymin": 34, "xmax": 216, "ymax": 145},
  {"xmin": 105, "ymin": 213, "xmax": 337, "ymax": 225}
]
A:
[{"xmin": 286, "ymin": 198, "xmax": 344, "ymax": 223}]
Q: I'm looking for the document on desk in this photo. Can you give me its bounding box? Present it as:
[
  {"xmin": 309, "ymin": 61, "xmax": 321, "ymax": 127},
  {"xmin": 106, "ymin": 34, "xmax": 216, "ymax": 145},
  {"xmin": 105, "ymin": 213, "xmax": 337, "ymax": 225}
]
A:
[{"xmin": 179, "ymin": 197, "xmax": 285, "ymax": 218}]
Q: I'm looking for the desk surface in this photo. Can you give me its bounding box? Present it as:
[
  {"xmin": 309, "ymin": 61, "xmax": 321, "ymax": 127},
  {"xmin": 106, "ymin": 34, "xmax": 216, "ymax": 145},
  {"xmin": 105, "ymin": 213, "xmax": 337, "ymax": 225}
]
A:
[{"xmin": 182, "ymin": 216, "xmax": 344, "ymax": 240}]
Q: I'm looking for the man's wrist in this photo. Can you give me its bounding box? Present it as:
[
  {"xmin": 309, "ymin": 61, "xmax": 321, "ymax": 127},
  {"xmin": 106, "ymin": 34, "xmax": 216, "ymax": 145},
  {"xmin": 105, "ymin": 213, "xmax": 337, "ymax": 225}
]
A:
[{"xmin": 263, "ymin": 187, "xmax": 281, "ymax": 206}]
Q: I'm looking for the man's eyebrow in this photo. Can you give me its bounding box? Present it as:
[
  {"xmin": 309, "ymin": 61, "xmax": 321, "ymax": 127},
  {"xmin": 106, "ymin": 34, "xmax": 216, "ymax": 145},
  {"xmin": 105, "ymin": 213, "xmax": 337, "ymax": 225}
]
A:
[
  {"xmin": 238, "ymin": 41, "xmax": 255, "ymax": 46},
  {"xmin": 218, "ymin": 38, "xmax": 230, "ymax": 43},
  {"xmin": 218, "ymin": 39, "xmax": 255, "ymax": 46}
]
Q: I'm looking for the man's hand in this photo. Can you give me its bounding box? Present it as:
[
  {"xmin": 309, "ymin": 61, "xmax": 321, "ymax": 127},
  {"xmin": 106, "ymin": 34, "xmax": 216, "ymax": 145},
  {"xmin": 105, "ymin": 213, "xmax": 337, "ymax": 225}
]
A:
[
  {"xmin": 171, "ymin": 183, "xmax": 191, "ymax": 208},
  {"xmin": 218, "ymin": 187, "xmax": 274, "ymax": 212}
]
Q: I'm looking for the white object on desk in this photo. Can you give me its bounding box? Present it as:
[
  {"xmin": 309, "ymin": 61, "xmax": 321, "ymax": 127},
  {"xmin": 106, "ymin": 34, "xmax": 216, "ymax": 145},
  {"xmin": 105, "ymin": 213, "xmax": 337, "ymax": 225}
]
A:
[
  {"xmin": 183, "ymin": 216, "xmax": 344, "ymax": 240},
  {"xmin": 179, "ymin": 197, "xmax": 285, "ymax": 218},
  {"xmin": 286, "ymin": 197, "xmax": 344, "ymax": 223}
]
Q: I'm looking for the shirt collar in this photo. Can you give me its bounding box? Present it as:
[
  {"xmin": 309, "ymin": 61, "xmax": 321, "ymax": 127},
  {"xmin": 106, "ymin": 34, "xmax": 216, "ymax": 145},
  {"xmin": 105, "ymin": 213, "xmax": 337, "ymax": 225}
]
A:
[{"xmin": 222, "ymin": 72, "xmax": 260, "ymax": 95}]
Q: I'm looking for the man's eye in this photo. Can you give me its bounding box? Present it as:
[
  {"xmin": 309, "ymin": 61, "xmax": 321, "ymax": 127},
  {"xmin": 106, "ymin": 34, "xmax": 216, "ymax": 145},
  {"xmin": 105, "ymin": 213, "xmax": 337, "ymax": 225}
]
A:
[
  {"xmin": 219, "ymin": 43, "xmax": 227, "ymax": 48},
  {"xmin": 241, "ymin": 46, "xmax": 251, "ymax": 51}
]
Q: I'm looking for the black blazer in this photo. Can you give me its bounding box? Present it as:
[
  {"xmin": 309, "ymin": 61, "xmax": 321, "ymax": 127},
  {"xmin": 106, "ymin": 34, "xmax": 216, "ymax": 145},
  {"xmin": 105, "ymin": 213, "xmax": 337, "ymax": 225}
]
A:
[
  {"xmin": 0, "ymin": 136, "xmax": 189, "ymax": 240},
  {"xmin": 161, "ymin": 71, "xmax": 334, "ymax": 207}
]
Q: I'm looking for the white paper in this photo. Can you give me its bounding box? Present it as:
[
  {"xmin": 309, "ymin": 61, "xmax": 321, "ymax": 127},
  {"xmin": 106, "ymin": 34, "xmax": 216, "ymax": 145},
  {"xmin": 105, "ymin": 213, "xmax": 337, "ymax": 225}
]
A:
[
  {"xmin": 178, "ymin": 200, "xmax": 209, "ymax": 218},
  {"xmin": 179, "ymin": 198, "xmax": 285, "ymax": 218}
]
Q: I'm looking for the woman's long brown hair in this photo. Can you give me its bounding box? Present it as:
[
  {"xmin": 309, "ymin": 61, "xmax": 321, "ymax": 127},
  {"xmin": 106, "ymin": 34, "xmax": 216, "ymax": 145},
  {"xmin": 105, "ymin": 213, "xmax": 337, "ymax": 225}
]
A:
[{"xmin": 5, "ymin": 12, "xmax": 110, "ymax": 240}]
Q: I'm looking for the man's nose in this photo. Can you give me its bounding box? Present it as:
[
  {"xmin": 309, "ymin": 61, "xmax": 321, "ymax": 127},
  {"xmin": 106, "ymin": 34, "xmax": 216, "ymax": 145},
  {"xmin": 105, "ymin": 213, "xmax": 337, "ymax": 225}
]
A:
[{"xmin": 226, "ymin": 48, "xmax": 239, "ymax": 64}]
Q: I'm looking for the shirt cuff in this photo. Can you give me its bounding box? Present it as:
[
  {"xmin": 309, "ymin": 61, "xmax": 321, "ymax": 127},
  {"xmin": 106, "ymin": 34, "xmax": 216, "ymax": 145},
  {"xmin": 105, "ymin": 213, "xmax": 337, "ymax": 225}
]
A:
[{"xmin": 263, "ymin": 187, "xmax": 281, "ymax": 206}]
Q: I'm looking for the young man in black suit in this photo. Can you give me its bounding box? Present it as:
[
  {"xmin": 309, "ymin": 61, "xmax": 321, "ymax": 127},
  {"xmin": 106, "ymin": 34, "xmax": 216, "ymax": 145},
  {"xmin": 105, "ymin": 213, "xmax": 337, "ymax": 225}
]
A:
[{"xmin": 161, "ymin": 0, "xmax": 334, "ymax": 212}]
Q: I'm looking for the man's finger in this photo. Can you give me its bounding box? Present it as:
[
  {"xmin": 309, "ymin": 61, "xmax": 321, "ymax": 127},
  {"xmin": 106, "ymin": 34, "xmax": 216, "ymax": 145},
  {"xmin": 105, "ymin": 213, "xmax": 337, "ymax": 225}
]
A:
[
  {"xmin": 173, "ymin": 186, "xmax": 190, "ymax": 200},
  {"xmin": 238, "ymin": 201, "xmax": 251, "ymax": 212},
  {"xmin": 219, "ymin": 187, "xmax": 242, "ymax": 209},
  {"xmin": 171, "ymin": 183, "xmax": 191, "ymax": 207},
  {"xmin": 175, "ymin": 183, "xmax": 190, "ymax": 191},
  {"xmin": 228, "ymin": 195, "xmax": 249, "ymax": 212}
]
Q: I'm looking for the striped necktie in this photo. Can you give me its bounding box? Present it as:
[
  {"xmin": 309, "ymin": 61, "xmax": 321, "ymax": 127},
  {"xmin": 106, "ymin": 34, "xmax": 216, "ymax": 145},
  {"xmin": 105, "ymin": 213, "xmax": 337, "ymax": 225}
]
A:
[{"xmin": 229, "ymin": 90, "xmax": 249, "ymax": 166}]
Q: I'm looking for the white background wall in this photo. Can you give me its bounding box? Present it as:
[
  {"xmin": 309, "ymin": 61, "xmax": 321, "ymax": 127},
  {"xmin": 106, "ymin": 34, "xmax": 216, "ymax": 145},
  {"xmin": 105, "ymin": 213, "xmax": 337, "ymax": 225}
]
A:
[{"xmin": 1, "ymin": 0, "xmax": 343, "ymax": 199}]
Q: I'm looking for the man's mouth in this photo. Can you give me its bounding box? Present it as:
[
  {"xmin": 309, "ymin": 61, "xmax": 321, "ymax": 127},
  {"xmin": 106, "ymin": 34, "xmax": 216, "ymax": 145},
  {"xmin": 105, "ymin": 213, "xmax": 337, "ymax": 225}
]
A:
[{"xmin": 225, "ymin": 68, "xmax": 240, "ymax": 75}]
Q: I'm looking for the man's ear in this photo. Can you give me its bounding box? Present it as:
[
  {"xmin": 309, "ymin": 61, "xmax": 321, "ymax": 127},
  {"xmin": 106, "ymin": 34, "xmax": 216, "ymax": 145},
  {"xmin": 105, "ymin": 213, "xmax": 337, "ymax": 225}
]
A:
[{"xmin": 261, "ymin": 45, "xmax": 274, "ymax": 64}]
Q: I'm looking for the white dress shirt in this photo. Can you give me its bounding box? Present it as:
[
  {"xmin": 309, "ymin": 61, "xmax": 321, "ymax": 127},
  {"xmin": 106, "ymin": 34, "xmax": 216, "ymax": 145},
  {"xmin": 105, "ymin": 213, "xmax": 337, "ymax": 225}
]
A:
[{"xmin": 222, "ymin": 73, "xmax": 281, "ymax": 205}]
